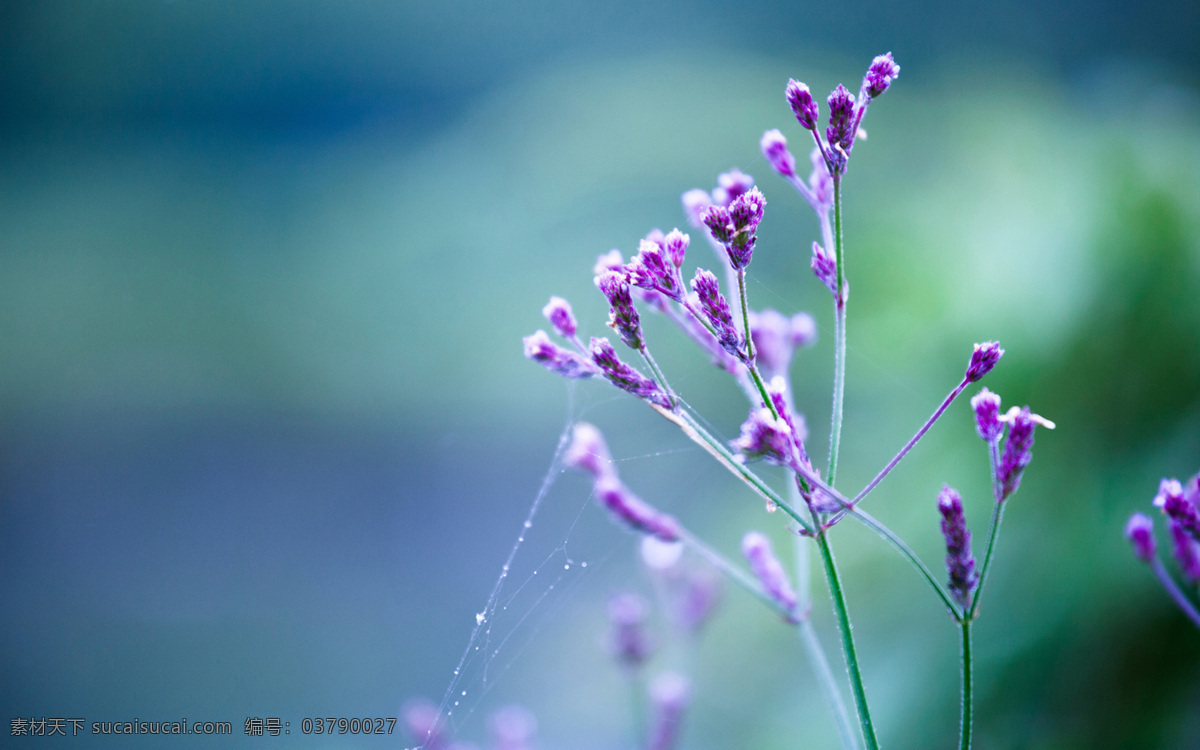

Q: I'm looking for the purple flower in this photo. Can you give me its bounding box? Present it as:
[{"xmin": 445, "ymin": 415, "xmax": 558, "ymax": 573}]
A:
[
  {"xmin": 564, "ymin": 422, "xmax": 614, "ymax": 482},
  {"xmin": 523, "ymin": 330, "xmax": 600, "ymax": 379},
  {"xmin": 742, "ymin": 531, "xmax": 798, "ymax": 616},
  {"xmin": 938, "ymin": 485, "xmax": 978, "ymax": 609},
  {"xmin": 760, "ymin": 128, "xmax": 796, "ymax": 178},
  {"xmin": 595, "ymin": 271, "xmax": 643, "ymax": 349},
  {"xmin": 681, "ymin": 189, "xmax": 712, "ymax": 229},
  {"xmin": 663, "ymin": 228, "xmax": 689, "ymax": 269},
  {"xmin": 488, "ymin": 706, "xmax": 537, "ymax": 750},
  {"xmin": 732, "ymin": 407, "xmax": 795, "ymax": 467},
  {"xmin": 690, "ymin": 269, "xmax": 742, "ymax": 359},
  {"xmin": 766, "ymin": 378, "xmax": 812, "ymax": 471},
  {"xmin": 863, "ymin": 52, "xmax": 900, "ymax": 99},
  {"xmin": 723, "ymin": 187, "xmax": 765, "ymax": 270},
  {"xmin": 1155, "ymin": 478, "xmax": 1200, "ymax": 543},
  {"xmin": 542, "ymin": 296, "xmax": 577, "ymax": 339},
  {"xmin": 811, "ymin": 241, "xmax": 838, "ymax": 295},
  {"xmin": 996, "ymin": 406, "xmax": 1054, "ymax": 500},
  {"xmin": 1125, "ymin": 512, "xmax": 1157, "ymax": 563},
  {"xmin": 607, "ymin": 592, "xmax": 655, "ymax": 667},
  {"xmin": 590, "ymin": 337, "xmax": 671, "ymax": 409},
  {"xmin": 786, "ymin": 79, "xmax": 819, "ymax": 131},
  {"xmin": 627, "ymin": 238, "xmax": 685, "ymax": 301},
  {"xmin": 1170, "ymin": 519, "xmax": 1200, "ymax": 582},
  {"xmin": 966, "ymin": 341, "xmax": 1005, "ymax": 382},
  {"xmin": 712, "ymin": 168, "xmax": 754, "ymax": 207},
  {"xmin": 970, "ymin": 388, "xmax": 1003, "ymax": 443},
  {"xmin": 701, "ymin": 204, "xmax": 735, "ymax": 245},
  {"xmin": 826, "ymin": 84, "xmax": 857, "ymax": 151},
  {"xmin": 674, "ymin": 565, "xmax": 722, "ymax": 634},
  {"xmin": 646, "ymin": 672, "xmax": 691, "ymax": 750},
  {"xmin": 595, "ymin": 478, "xmax": 681, "ymax": 542}
]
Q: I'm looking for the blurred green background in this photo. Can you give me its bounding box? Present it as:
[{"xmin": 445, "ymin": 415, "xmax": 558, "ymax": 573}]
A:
[{"xmin": 2, "ymin": 1, "xmax": 1199, "ymax": 748}]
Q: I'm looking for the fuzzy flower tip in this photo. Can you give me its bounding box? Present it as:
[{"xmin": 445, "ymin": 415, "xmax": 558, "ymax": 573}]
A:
[
  {"xmin": 732, "ymin": 407, "xmax": 794, "ymax": 467},
  {"xmin": 541, "ymin": 296, "xmax": 577, "ymax": 339},
  {"xmin": 1125, "ymin": 513, "xmax": 1156, "ymax": 563},
  {"xmin": 997, "ymin": 406, "xmax": 1054, "ymax": 500},
  {"xmin": 627, "ymin": 238, "xmax": 685, "ymax": 301},
  {"xmin": 607, "ymin": 592, "xmax": 654, "ymax": 667},
  {"xmin": 938, "ymin": 485, "xmax": 978, "ymax": 609},
  {"xmin": 786, "ymin": 79, "xmax": 819, "ymax": 131},
  {"xmin": 595, "ymin": 478, "xmax": 680, "ymax": 542},
  {"xmin": 564, "ymin": 422, "xmax": 614, "ymax": 482},
  {"xmin": 589, "ymin": 337, "xmax": 671, "ymax": 409},
  {"xmin": 863, "ymin": 52, "xmax": 900, "ymax": 99},
  {"xmin": 742, "ymin": 531, "xmax": 798, "ymax": 616},
  {"xmin": 691, "ymin": 269, "xmax": 742, "ymax": 358},
  {"xmin": 595, "ymin": 271, "xmax": 643, "ymax": 349},
  {"xmin": 524, "ymin": 330, "xmax": 600, "ymax": 379},
  {"xmin": 826, "ymin": 84, "xmax": 857, "ymax": 151},
  {"xmin": 970, "ymin": 388, "xmax": 1003, "ymax": 443},
  {"xmin": 722, "ymin": 187, "xmax": 765, "ymax": 270},
  {"xmin": 811, "ymin": 241, "xmax": 838, "ymax": 295},
  {"xmin": 760, "ymin": 128, "xmax": 796, "ymax": 178},
  {"xmin": 1155, "ymin": 478, "xmax": 1200, "ymax": 542},
  {"xmin": 647, "ymin": 672, "xmax": 691, "ymax": 750},
  {"xmin": 966, "ymin": 341, "xmax": 1004, "ymax": 382}
]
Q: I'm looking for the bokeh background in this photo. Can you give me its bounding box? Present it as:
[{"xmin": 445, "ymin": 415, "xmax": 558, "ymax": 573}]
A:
[{"xmin": 2, "ymin": 1, "xmax": 1199, "ymax": 748}]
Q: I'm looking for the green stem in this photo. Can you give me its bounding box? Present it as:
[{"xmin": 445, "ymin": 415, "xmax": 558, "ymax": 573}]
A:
[
  {"xmin": 959, "ymin": 619, "xmax": 973, "ymax": 750},
  {"xmin": 639, "ymin": 346, "xmax": 676, "ymax": 409},
  {"xmin": 969, "ymin": 500, "xmax": 1006, "ymax": 620},
  {"xmin": 812, "ymin": 514, "xmax": 878, "ymax": 750},
  {"xmin": 827, "ymin": 173, "xmax": 846, "ymax": 486},
  {"xmin": 736, "ymin": 268, "xmax": 756, "ymax": 362}
]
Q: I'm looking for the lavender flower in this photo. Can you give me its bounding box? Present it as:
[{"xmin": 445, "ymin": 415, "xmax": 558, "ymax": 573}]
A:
[
  {"xmin": 970, "ymin": 388, "xmax": 1003, "ymax": 443},
  {"xmin": 811, "ymin": 241, "xmax": 838, "ymax": 295},
  {"xmin": 701, "ymin": 204, "xmax": 735, "ymax": 245},
  {"xmin": 786, "ymin": 79, "xmax": 819, "ymax": 131},
  {"xmin": 590, "ymin": 337, "xmax": 671, "ymax": 409},
  {"xmin": 1170, "ymin": 520, "xmax": 1200, "ymax": 582},
  {"xmin": 1125, "ymin": 512, "xmax": 1157, "ymax": 563},
  {"xmin": 594, "ymin": 271, "xmax": 643, "ymax": 349},
  {"xmin": 646, "ymin": 672, "xmax": 691, "ymax": 750},
  {"xmin": 965, "ymin": 341, "xmax": 1005, "ymax": 382},
  {"xmin": 523, "ymin": 330, "xmax": 600, "ymax": 379},
  {"xmin": 863, "ymin": 52, "xmax": 900, "ymax": 99},
  {"xmin": 607, "ymin": 592, "xmax": 655, "ymax": 667},
  {"xmin": 938, "ymin": 485, "xmax": 978, "ymax": 609},
  {"xmin": 712, "ymin": 168, "xmax": 754, "ymax": 207},
  {"xmin": 488, "ymin": 706, "xmax": 537, "ymax": 750},
  {"xmin": 663, "ymin": 228, "xmax": 689, "ymax": 269},
  {"xmin": 732, "ymin": 407, "xmax": 795, "ymax": 467},
  {"xmin": 997, "ymin": 406, "xmax": 1054, "ymax": 500},
  {"xmin": 541, "ymin": 296, "xmax": 577, "ymax": 339},
  {"xmin": 690, "ymin": 269, "xmax": 742, "ymax": 358},
  {"xmin": 1155, "ymin": 478, "xmax": 1200, "ymax": 543},
  {"xmin": 826, "ymin": 84, "xmax": 857, "ymax": 151},
  {"xmin": 563, "ymin": 421, "xmax": 614, "ymax": 482},
  {"xmin": 595, "ymin": 478, "xmax": 681, "ymax": 542},
  {"xmin": 627, "ymin": 238, "xmax": 685, "ymax": 301},
  {"xmin": 681, "ymin": 189, "xmax": 712, "ymax": 228},
  {"xmin": 766, "ymin": 376, "xmax": 811, "ymax": 469},
  {"xmin": 742, "ymin": 531, "xmax": 798, "ymax": 616},
  {"xmin": 674, "ymin": 565, "xmax": 722, "ymax": 634},
  {"xmin": 723, "ymin": 187, "xmax": 766, "ymax": 270},
  {"xmin": 760, "ymin": 128, "xmax": 796, "ymax": 178}
]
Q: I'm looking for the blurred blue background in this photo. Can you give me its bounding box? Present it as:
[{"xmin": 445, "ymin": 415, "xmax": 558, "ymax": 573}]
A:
[{"xmin": 2, "ymin": 1, "xmax": 1199, "ymax": 748}]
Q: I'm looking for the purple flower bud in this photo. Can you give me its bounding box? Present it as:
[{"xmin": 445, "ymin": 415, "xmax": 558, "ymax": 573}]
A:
[
  {"xmin": 732, "ymin": 407, "xmax": 795, "ymax": 467},
  {"xmin": 938, "ymin": 485, "xmax": 978, "ymax": 609},
  {"xmin": 966, "ymin": 341, "xmax": 1005, "ymax": 382},
  {"xmin": 663, "ymin": 228, "xmax": 689, "ymax": 269},
  {"xmin": 674, "ymin": 565, "xmax": 722, "ymax": 634},
  {"xmin": 564, "ymin": 422, "xmax": 614, "ymax": 482},
  {"xmin": 826, "ymin": 84, "xmax": 857, "ymax": 151},
  {"xmin": 766, "ymin": 376, "xmax": 811, "ymax": 469},
  {"xmin": 1156, "ymin": 478, "xmax": 1200, "ymax": 543},
  {"xmin": 691, "ymin": 269, "xmax": 742, "ymax": 359},
  {"xmin": 970, "ymin": 388, "xmax": 1003, "ymax": 443},
  {"xmin": 1125, "ymin": 512, "xmax": 1157, "ymax": 563},
  {"xmin": 541, "ymin": 296, "xmax": 577, "ymax": 339},
  {"xmin": 595, "ymin": 478, "xmax": 681, "ymax": 542},
  {"xmin": 596, "ymin": 271, "xmax": 643, "ymax": 349},
  {"xmin": 646, "ymin": 672, "xmax": 691, "ymax": 750},
  {"xmin": 712, "ymin": 168, "xmax": 754, "ymax": 207},
  {"xmin": 701, "ymin": 205, "xmax": 735, "ymax": 245},
  {"xmin": 1170, "ymin": 519, "xmax": 1200, "ymax": 582},
  {"xmin": 489, "ymin": 706, "xmax": 537, "ymax": 750},
  {"xmin": 590, "ymin": 337, "xmax": 671, "ymax": 409},
  {"xmin": 524, "ymin": 330, "xmax": 601, "ymax": 379},
  {"xmin": 863, "ymin": 52, "xmax": 900, "ymax": 99},
  {"xmin": 594, "ymin": 249, "xmax": 625, "ymax": 275},
  {"xmin": 681, "ymin": 189, "xmax": 712, "ymax": 229},
  {"xmin": 811, "ymin": 241, "xmax": 838, "ymax": 295},
  {"xmin": 627, "ymin": 238, "xmax": 685, "ymax": 301},
  {"xmin": 786, "ymin": 79, "xmax": 819, "ymax": 131},
  {"xmin": 742, "ymin": 531, "xmax": 798, "ymax": 616},
  {"xmin": 760, "ymin": 128, "xmax": 796, "ymax": 178},
  {"xmin": 729, "ymin": 187, "xmax": 766, "ymax": 234},
  {"xmin": 997, "ymin": 406, "xmax": 1054, "ymax": 500},
  {"xmin": 607, "ymin": 592, "xmax": 654, "ymax": 667}
]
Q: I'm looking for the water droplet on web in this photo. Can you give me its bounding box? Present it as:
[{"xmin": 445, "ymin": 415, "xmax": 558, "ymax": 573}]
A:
[
  {"xmin": 454, "ymin": 701, "xmax": 459, "ymax": 707},
  {"xmin": 581, "ymin": 562, "xmax": 588, "ymax": 568},
  {"xmin": 563, "ymin": 564, "xmax": 570, "ymax": 570},
  {"xmin": 475, "ymin": 612, "xmax": 486, "ymax": 625},
  {"xmin": 461, "ymin": 690, "xmax": 467, "ymax": 696},
  {"xmin": 524, "ymin": 521, "xmax": 532, "ymax": 528}
]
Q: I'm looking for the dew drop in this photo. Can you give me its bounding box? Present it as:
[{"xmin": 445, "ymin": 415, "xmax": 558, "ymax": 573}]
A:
[
  {"xmin": 564, "ymin": 564, "xmax": 570, "ymax": 570},
  {"xmin": 461, "ymin": 690, "xmax": 467, "ymax": 696},
  {"xmin": 524, "ymin": 521, "xmax": 532, "ymax": 528},
  {"xmin": 518, "ymin": 536, "xmax": 524, "ymax": 542},
  {"xmin": 454, "ymin": 701, "xmax": 459, "ymax": 707},
  {"xmin": 581, "ymin": 562, "xmax": 588, "ymax": 568}
]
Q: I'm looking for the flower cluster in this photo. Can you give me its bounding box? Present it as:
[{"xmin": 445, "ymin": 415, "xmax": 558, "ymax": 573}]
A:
[{"xmin": 1126, "ymin": 473, "xmax": 1200, "ymax": 627}]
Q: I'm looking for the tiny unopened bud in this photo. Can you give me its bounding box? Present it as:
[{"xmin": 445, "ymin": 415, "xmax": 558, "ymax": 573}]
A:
[
  {"xmin": 811, "ymin": 241, "xmax": 838, "ymax": 295},
  {"xmin": 863, "ymin": 52, "xmax": 900, "ymax": 99},
  {"xmin": 701, "ymin": 205, "xmax": 735, "ymax": 245},
  {"xmin": 742, "ymin": 531, "xmax": 798, "ymax": 616},
  {"xmin": 760, "ymin": 128, "xmax": 796, "ymax": 178},
  {"xmin": 786, "ymin": 79, "xmax": 819, "ymax": 131},
  {"xmin": 1156, "ymin": 478, "xmax": 1200, "ymax": 542},
  {"xmin": 938, "ymin": 485, "xmax": 978, "ymax": 609},
  {"xmin": 732, "ymin": 407, "xmax": 794, "ymax": 467},
  {"xmin": 627, "ymin": 238, "xmax": 685, "ymax": 301},
  {"xmin": 966, "ymin": 341, "xmax": 1005, "ymax": 382},
  {"xmin": 590, "ymin": 337, "xmax": 671, "ymax": 409},
  {"xmin": 596, "ymin": 271, "xmax": 643, "ymax": 349},
  {"xmin": 691, "ymin": 270, "xmax": 742, "ymax": 359},
  {"xmin": 607, "ymin": 592, "xmax": 654, "ymax": 667},
  {"xmin": 663, "ymin": 228, "xmax": 689, "ymax": 269},
  {"xmin": 595, "ymin": 478, "xmax": 680, "ymax": 542},
  {"xmin": 970, "ymin": 388, "xmax": 1003, "ymax": 443},
  {"xmin": 826, "ymin": 84, "xmax": 857, "ymax": 151},
  {"xmin": 1125, "ymin": 512, "xmax": 1157, "ymax": 563},
  {"xmin": 646, "ymin": 672, "xmax": 691, "ymax": 750},
  {"xmin": 564, "ymin": 422, "xmax": 614, "ymax": 482},
  {"xmin": 524, "ymin": 330, "xmax": 600, "ymax": 379},
  {"xmin": 541, "ymin": 296, "xmax": 577, "ymax": 339}
]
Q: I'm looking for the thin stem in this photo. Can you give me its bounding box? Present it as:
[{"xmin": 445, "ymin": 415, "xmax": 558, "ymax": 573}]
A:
[
  {"xmin": 851, "ymin": 379, "xmax": 970, "ymax": 505},
  {"xmin": 1151, "ymin": 559, "xmax": 1200, "ymax": 628},
  {"xmin": 677, "ymin": 527, "xmax": 796, "ymax": 622},
  {"xmin": 639, "ymin": 346, "xmax": 676, "ymax": 410},
  {"xmin": 827, "ymin": 174, "xmax": 846, "ymax": 486},
  {"xmin": 959, "ymin": 619, "xmax": 973, "ymax": 750},
  {"xmin": 969, "ymin": 500, "xmax": 1006, "ymax": 620},
  {"xmin": 847, "ymin": 506, "xmax": 960, "ymax": 617},
  {"xmin": 800, "ymin": 618, "xmax": 861, "ymax": 750},
  {"xmin": 736, "ymin": 268, "xmax": 756, "ymax": 363},
  {"xmin": 812, "ymin": 509, "xmax": 878, "ymax": 750}
]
